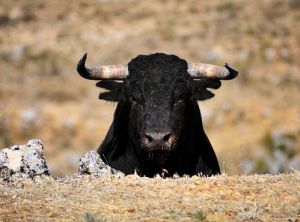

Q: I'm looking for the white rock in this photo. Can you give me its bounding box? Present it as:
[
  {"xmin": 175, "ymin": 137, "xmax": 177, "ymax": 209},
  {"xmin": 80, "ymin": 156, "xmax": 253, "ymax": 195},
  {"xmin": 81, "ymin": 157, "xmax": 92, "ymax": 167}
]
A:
[
  {"xmin": 0, "ymin": 139, "xmax": 49, "ymax": 181},
  {"xmin": 78, "ymin": 150, "xmax": 124, "ymax": 177}
]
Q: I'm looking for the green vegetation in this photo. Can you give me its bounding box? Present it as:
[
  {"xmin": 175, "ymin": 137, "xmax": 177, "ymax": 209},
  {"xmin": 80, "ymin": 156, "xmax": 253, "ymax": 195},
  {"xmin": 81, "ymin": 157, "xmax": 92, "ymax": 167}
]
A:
[
  {"xmin": 84, "ymin": 212, "xmax": 106, "ymax": 222},
  {"xmin": 193, "ymin": 210, "xmax": 209, "ymax": 222}
]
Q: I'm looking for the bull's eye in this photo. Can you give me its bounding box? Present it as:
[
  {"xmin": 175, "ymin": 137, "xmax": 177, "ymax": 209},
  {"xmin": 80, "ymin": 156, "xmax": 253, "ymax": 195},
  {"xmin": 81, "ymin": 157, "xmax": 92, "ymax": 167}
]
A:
[
  {"xmin": 172, "ymin": 94, "xmax": 186, "ymax": 109},
  {"xmin": 176, "ymin": 94, "xmax": 185, "ymax": 103},
  {"xmin": 129, "ymin": 96, "xmax": 143, "ymax": 111},
  {"xmin": 129, "ymin": 96, "xmax": 142, "ymax": 105},
  {"xmin": 129, "ymin": 96, "xmax": 137, "ymax": 103}
]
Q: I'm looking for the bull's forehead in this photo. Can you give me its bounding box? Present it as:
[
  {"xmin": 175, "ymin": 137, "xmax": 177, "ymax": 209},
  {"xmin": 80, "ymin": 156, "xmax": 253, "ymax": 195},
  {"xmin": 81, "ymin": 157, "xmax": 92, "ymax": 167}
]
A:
[
  {"xmin": 127, "ymin": 53, "xmax": 189, "ymax": 98},
  {"xmin": 128, "ymin": 53, "xmax": 189, "ymax": 81}
]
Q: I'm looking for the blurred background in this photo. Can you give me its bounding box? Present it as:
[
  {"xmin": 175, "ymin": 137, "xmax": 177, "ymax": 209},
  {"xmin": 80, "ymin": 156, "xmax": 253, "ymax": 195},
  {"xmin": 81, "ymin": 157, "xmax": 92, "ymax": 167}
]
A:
[{"xmin": 0, "ymin": 0, "xmax": 299, "ymax": 177}]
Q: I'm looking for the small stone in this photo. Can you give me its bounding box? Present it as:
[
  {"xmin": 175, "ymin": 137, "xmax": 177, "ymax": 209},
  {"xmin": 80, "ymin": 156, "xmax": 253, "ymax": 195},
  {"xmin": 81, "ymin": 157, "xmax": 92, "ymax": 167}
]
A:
[{"xmin": 78, "ymin": 150, "xmax": 124, "ymax": 177}]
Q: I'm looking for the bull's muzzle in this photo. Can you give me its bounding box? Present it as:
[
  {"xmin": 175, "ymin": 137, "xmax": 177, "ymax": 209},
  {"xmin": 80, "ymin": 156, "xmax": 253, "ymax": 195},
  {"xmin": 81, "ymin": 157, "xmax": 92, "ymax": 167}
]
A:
[{"xmin": 141, "ymin": 131, "xmax": 176, "ymax": 151}]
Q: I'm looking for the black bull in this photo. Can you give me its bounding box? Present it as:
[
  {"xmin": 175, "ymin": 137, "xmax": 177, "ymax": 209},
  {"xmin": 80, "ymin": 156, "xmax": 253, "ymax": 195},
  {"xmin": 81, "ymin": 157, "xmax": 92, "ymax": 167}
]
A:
[{"xmin": 77, "ymin": 53, "xmax": 238, "ymax": 177}]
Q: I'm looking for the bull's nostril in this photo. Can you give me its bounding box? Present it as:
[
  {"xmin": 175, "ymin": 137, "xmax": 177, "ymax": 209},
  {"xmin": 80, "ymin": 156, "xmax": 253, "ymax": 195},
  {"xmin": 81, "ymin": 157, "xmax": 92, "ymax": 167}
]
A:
[
  {"xmin": 145, "ymin": 134, "xmax": 153, "ymax": 142},
  {"xmin": 143, "ymin": 132, "xmax": 173, "ymax": 145},
  {"xmin": 163, "ymin": 134, "xmax": 171, "ymax": 142}
]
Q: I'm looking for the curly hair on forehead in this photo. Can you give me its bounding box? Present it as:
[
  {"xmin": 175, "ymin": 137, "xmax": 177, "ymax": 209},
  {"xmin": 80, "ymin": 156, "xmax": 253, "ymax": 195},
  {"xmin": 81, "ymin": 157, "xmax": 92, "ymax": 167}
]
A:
[{"xmin": 128, "ymin": 53, "xmax": 189, "ymax": 80}]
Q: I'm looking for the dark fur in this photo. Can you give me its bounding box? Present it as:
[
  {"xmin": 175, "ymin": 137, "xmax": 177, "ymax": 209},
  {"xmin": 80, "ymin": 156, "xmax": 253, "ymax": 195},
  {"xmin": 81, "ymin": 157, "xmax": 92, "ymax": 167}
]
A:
[{"xmin": 97, "ymin": 53, "xmax": 221, "ymax": 177}]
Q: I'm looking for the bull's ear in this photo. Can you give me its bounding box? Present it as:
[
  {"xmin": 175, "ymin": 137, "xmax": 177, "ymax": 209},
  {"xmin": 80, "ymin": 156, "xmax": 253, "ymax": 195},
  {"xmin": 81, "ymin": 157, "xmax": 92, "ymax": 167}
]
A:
[
  {"xmin": 96, "ymin": 80, "xmax": 123, "ymax": 102},
  {"xmin": 191, "ymin": 79, "xmax": 222, "ymax": 101}
]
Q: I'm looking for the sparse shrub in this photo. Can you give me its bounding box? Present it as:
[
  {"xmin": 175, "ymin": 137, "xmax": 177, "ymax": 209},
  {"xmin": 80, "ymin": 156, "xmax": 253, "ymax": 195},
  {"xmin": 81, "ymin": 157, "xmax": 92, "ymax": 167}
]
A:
[
  {"xmin": 188, "ymin": 4, "xmax": 198, "ymax": 14},
  {"xmin": 84, "ymin": 212, "xmax": 105, "ymax": 222},
  {"xmin": 0, "ymin": 15, "xmax": 10, "ymax": 26},
  {"xmin": 193, "ymin": 210, "xmax": 209, "ymax": 222},
  {"xmin": 125, "ymin": 8, "xmax": 154, "ymax": 21},
  {"xmin": 237, "ymin": 204, "xmax": 262, "ymax": 221},
  {"xmin": 79, "ymin": 0, "xmax": 90, "ymax": 8},
  {"xmin": 263, "ymin": 130, "xmax": 296, "ymax": 159},
  {"xmin": 253, "ymin": 159, "xmax": 270, "ymax": 174},
  {"xmin": 241, "ymin": 128, "xmax": 299, "ymax": 174},
  {"xmin": 245, "ymin": 25, "xmax": 257, "ymax": 36},
  {"xmin": 271, "ymin": 0, "xmax": 284, "ymax": 8},
  {"xmin": 216, "ymin": 2, "xmax": 237, "ymax": 18},
  {"xmin": 216, "ymin": 2, "xmax": 236, "ymax": 12},
  {"xmin": 254, "ymin": 129, "xmax": 297, "ymax": 174},
  {"xmin": 287, "ymin": 0, "xmax": 300, "ymax": 8}
]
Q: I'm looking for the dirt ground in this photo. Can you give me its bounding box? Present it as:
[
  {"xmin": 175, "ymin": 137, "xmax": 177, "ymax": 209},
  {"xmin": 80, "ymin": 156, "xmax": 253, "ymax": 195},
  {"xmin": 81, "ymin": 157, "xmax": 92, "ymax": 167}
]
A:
[{"xmin": 0, "ymin": 173, "xmax": 300, "ymax": 221}]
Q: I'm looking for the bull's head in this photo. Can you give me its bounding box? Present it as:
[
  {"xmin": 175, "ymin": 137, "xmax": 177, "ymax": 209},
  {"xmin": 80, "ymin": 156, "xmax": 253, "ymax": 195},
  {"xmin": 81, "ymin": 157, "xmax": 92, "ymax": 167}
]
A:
[{"xmin": 77, "ymin": 53, "xmax": 237, "ymax": 164}]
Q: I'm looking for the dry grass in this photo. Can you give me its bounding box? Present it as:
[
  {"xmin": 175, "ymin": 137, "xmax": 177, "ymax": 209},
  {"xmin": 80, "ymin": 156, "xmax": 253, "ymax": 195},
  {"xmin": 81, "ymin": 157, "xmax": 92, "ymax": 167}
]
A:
[
  {"xmin": 0, "ymin": 1, "xmax": 300, "ymax": 176},
  {"xmin": 0, "ymin": 172, "xmax": 299, "ymax": 221}
]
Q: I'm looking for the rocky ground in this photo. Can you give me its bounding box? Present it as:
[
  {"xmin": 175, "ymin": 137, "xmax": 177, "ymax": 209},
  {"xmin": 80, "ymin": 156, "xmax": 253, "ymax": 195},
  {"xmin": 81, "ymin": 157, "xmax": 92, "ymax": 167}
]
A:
[{"xmin": 0, "ymin": 173, "xmax": 300, "ymax": 221}]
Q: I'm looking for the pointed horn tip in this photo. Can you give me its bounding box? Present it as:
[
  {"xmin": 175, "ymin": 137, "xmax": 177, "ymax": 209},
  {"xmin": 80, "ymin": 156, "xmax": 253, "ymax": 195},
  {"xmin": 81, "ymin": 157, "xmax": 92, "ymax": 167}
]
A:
[
  {"xmin": 82, "ymin": 52, "xmax": 87, "ymax": 61},
  {"xmin": 79, "ymin": 53, "xmax": 87, "ymax": 66},
  {"xmin": 77, "ymin": 53, "xmax": 87, "ymax": 69},
  {"xmin": 77, "ymin": 53, "xmax": 91, "ymax": 79},
  {"xmin": 224, "ymin": 63, "xmax": 239, "ymax": 80}
]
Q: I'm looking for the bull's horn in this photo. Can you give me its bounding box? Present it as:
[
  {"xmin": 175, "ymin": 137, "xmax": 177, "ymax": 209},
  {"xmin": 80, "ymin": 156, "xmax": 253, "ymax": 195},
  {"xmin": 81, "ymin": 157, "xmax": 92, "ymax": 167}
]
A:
[
  {"xmin": 77, "ymin": 53, "xmax": 128, "ymax": 80},
  {"xmin": 188, "ymin": 63, "xmax": 238, "ymax": 80}
]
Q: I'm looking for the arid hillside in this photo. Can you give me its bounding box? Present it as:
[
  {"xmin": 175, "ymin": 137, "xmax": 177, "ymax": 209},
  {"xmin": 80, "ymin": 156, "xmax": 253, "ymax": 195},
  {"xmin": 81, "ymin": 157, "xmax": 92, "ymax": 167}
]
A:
[{"xmin": 0, "ymin": 0, "xmax": 300, "ymax": 176}]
